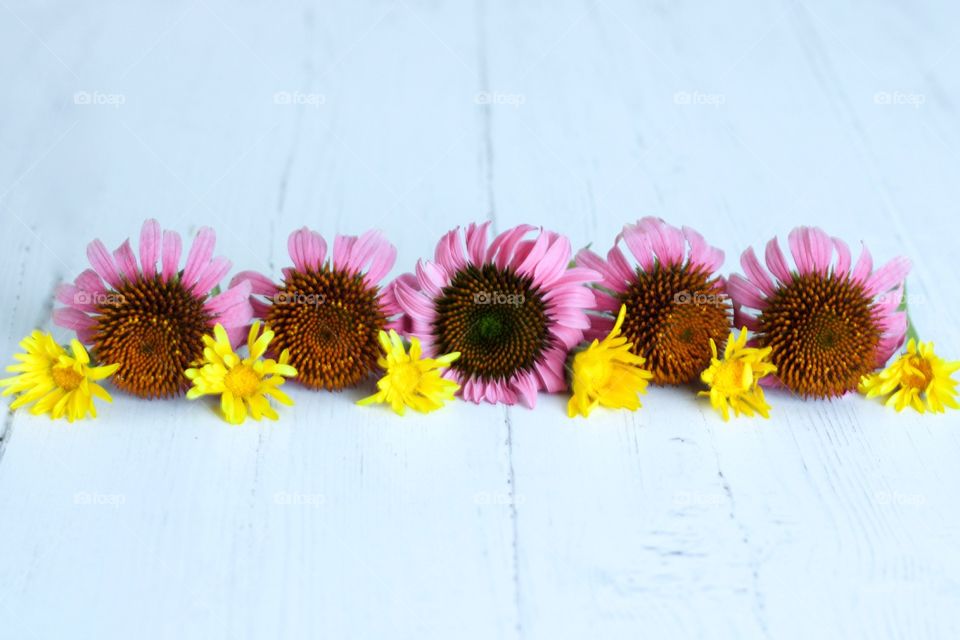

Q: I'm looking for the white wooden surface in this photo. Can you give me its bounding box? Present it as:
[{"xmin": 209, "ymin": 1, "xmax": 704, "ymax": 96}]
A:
[{"xmin": 2, "ymin": 1, "xmax": 959, "ymax": 638}]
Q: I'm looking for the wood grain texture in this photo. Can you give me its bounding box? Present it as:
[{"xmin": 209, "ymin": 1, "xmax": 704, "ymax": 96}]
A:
[{"xmin": 1, "ymin": 1, "xmax": 958, "ymax": 639}]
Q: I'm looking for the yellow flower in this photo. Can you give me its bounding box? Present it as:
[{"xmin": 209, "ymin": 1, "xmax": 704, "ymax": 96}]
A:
[
  {"xmin": 859, "ymin": 339, "xmax": 959, "ymax": 413},
  {"xmin": 185, "ymin": 322, "xmax": 297, "ymax": 425},
  {"xmin": 357, "ymin": 330, "xmax": 460, "ymax": 415},
  {"xmin": 699, "ymin": 328, "xmax": 777, "ymax": 421},
  {"xmin": 0, "ymin": 331, "xmax": 119, "ymax": 422},
  {"xmin": 567, "ymin": 305, "xmax": 653, "ymax": 418}
]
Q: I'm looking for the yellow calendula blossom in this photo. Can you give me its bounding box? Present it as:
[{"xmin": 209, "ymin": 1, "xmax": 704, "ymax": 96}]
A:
[
  {"xmin": 567, "ymin": 305, "xmax": 653, "ymax": 418},
  {"xmin": 699, "ymin": 328, "xmax": 777, "ymax": 421},
  {"xmin": 0, "ymin": 330, "xmax": 119, "ymax": 422},
  {"xmin": 859, "ymin": 339, "xmax": 959, "ymax": 413},
  {"xmin": 185, "ymin": 322, "xmax": 297, "ymax": 425},
  {"xmin": 358, "ymin": 330, "xmax": 460, "ymax": 415}
]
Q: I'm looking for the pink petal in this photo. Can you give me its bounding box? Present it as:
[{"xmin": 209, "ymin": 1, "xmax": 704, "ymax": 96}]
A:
[
  {"xmin": 194, "ymin": 256, "xmax": 232, "ymax": 297},
  {"xmin": 182, "ymin": 227, "xmax": 216, "ymax": 287},
  {"xmin": 224, "ymin": 325, "xmax": 248, "ymax": 347},
  {"xmin": 231, "ymin": 271, "xmax": 278, "ymax": 297},
  {"xmin": 511, "ymin": 371, "xmax": 539, "ymax": 408},
  {"xmin": 363, "ymin": 242, "xmax": 397, "ymax": 287},
  {"xmin": 53, "ymin": 307, "xmax": 96, "ymax": 334},
  {"xmin": 86, "ymin": 240, "xmax": 122, "ymax": 289},
  {"xmin": 487, "ymin": 224, "xmax": 535, "ymax": 269},
  {"xmin": 139, "ymin": 219, "xmax": 161, "ymax": 277},
  {"xmin": 206, "ymin": 303, "xmax": 253, "ymax": 347},
  {"xmin": 515, "ymin": 232, "xmax": 552, "ymax": 279},
  {"xmin": 434, "ymin": 228, "xmax": 467, "ymax": 274},
  {"xmin": 161, "ymin": 230, "xmax": 183, "ymax": 282},
  {"xmin": 576, "ymin": 249, "xmax": 624, "ymax": 292},
  {"xmin": 56, "ymin": 284, "xmax": 91, "ymax": 311},
  {"xmin": 683, "ymin": 226, "xmax": 724, "ymax": 273},
  {"xmin": 875, "ymin": 309, "xmax": 907, "ymax": 334},
  {"xmin": 805, "ymin": 228, "xmax": 833, "ymax": 275},
  {"xmin": 549, "ymin": 308, "xmax": 591, "ymax": 330},
  {"xmin": 465, "ymin": 378, "xmax": 490, "ymax": 404},
  {"xmin": 759, "ymin": 375, "xmax": 786, "ymax": 390},
  {"xmin": 619, "ymin": 223, "xmax": 654, "ymax": 271},
  {"xmin": 605, "ymin": 247, "xmax": 636, "ymax": 286},
  {"xmin": 727, "ymin": 275, "xmax": 766, "ymax": 310},
  {"xmin": 344, "ymin": 230, "xmax": 389, "ymax": 276},
  {"xmin": 550, "ymin": 266, "xmax": 601, "ymax": 289},
  {"xmin": 465, "ymin": 221, "xmax": 492, "ymax": 265},
  {"xmin": 639, "ymin": 217, "xmax": 685, "ymax": 267},
  {"xmin": 591, "ymin": 290, "xmax": 622, "ymax": 313},
  {"xmin": 378, "ymin": 288, "xmax": 402, "ymax": 319},
  {"xmin": 542, "ymin": 283, "xmax": 595, "ymax": 307},
  {"xmin": 394, "ymin": 281, "xmax": 437, "ymax": 326},
  {"xmin": 113, "ymin": 239, "xmax": 139, "ymax": 283},
  {"xmin": 75, "ymin": 269, "xmax": 106, "ymax": 296},
  {"xmin": 534, "ymin": 347, "xmax": 567, "ymax": 392},
  {"xmin": 532, "ymin": 233, "xmax": 571, "ymax": 287},
  {"xmin": 833, "ymin": 237, "xmax": 851, "ymax": 277},
  {"xmin": 490, "ymin": 380, "xmax": 516, "ymax": 405},
  {"xmin": 788, "ymin": 227, "xmax": 813, "ymax": 276},
  {"xmin": 733, "ymin": 307, "xmax": 760, "ymax": 331},
  {"xmin": 415, "ymin": 260, "xmax": 449, "ymax": 297},
  {"xmin": 864, "ymin": 256, "xmax": 911, "ymax": 297},
  {"xmin": 764, "ymin": 237, "xmax": 792, "ymax": 283},
  {"xmin": 851, "ymin": 243, "xmax": 873, "ymax": 285},
  {"xmin": 251, "ymin": 299, "xmax": 272, "ymax": 319},
  {"xmin": 332, "ymin": 234, "xmax": 357, "ymax": 269},
  {"xmin": 740, "ymin": 247, "xmax": 775, "ymax": 297},
  {"xmin": 287, "ymin": 227, "xmax": 328, "ymax": 272},
  {"xmin": 205, "ymin": 280, "xmax": 253, "ymax": 327},
  {"xmin": 550, "ymin": 322, "xmax": 585, "ymax": 348},
  {"xmin": 585, "ymin": 315, "xmax": 615, "ymax": 342},
  {"xmin": 876, "ymin": 330, "xmax": 907, "ymax": 366}
]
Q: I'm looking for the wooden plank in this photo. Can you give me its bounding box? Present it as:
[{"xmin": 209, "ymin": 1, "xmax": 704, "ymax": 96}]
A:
[
  {"xmin": 0, "ymin": 0, "xmax": 958, "ymax": 638},
  {"xmin": 0, "ymin": 1, "xmax": 518, "ymax": 638},
  {"xmin": 483, "ymin": 0, "xmax": 960, "ymax": 638}
]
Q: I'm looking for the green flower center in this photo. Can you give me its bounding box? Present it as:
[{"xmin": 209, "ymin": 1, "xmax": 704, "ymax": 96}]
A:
[{"xmin": 432, "ymin": 264, "xmax": 550, "ymax": 382}]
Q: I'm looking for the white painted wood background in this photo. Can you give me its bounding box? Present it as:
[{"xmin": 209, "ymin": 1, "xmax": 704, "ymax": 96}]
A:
[{"xmin": 1, "ymin": 1, "xmax": 959, "ymax": 638}]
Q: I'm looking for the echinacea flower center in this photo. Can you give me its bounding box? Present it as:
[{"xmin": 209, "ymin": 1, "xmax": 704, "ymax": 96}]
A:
[
  {"xmin": 432, "ymin": 264, "xmax": 550, "ymax": 382},
  {"xmin": 618, "ymin": 262, "xmax": 731, "ymax": 385},
  {"xmin": 224, "ymin": 364, "xmax": 260, "ymax": 399},
  {"xmin": 266, "ymin": 265, "xmax": 387, "ymax": 390},
  {"xmin": 93, "ymin": 275, "xmax": 213, "ymax": 399},
  {"xmin": 758, "ymin": 273, "xmax": 881, "ymax": 397},
  {"xmin": 51, "ymin": 365, "xmax": 83, "ymax": 391}
]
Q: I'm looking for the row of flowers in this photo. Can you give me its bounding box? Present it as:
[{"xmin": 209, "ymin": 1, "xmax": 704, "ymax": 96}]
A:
[{"xmin": 2, "ymin": 218, "xmax": 957, "ymax": 424}]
